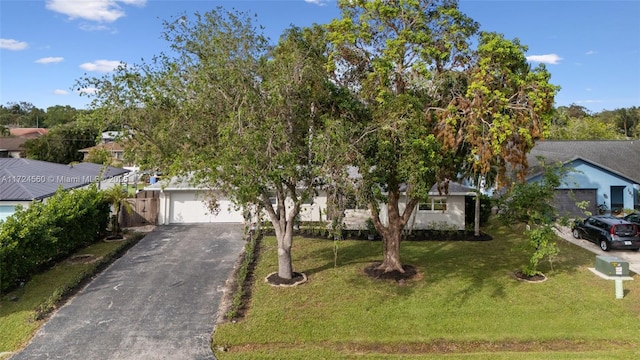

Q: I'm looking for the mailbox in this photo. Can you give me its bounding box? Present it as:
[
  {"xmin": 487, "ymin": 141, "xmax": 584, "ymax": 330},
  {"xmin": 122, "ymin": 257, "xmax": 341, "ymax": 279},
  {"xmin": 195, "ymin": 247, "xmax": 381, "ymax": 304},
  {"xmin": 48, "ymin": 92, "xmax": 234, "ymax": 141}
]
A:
[{"xmin": 595, "ymin": 255, "xmax": 629, "ymax": 276}]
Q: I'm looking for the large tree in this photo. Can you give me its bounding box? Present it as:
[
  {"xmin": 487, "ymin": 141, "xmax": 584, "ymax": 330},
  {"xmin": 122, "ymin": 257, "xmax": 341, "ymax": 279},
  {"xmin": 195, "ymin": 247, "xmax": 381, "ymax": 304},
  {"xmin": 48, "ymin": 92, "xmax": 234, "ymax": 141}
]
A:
[
  {"xmin": 78, "ymin": 9, "xmax": 354, "ymax": 280},
  {"xmin": 436, "ymin": 31, "xmax": 558, "ymax": 234},
  {"xmin": 23, "ymin": 121, "xmax": 98, "ymax": 164},
  {"xmin": 328, "ymin": 0, "xmax": 557, "ymax": 272},
  {"xmin": 327, "ymin": 0, "xmax": 478, "ymax": 273}
]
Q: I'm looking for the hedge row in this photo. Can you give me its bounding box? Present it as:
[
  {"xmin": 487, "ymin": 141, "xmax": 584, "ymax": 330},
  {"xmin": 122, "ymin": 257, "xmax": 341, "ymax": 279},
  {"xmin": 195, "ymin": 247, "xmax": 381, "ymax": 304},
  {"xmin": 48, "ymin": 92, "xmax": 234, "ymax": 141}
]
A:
[{"xmin": 0, "ymin": 186, "xmax": 110, "ymax": 292}]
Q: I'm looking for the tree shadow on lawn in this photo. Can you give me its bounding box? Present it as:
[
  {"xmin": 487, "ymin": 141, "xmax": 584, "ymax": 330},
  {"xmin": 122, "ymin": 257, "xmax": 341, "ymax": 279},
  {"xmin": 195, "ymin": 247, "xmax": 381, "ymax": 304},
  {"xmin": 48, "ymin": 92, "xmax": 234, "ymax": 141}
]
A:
[{"xmin": 298, "ymin": 232, "xmax": 596, "ymax": 305}]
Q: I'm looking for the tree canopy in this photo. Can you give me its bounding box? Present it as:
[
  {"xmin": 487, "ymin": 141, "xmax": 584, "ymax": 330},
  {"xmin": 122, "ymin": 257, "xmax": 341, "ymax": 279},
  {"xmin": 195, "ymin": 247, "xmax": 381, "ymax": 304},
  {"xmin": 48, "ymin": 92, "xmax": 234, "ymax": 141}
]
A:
[{"xmin": 77, "ymin": 9, "xmax": 361, "ymax": 280}]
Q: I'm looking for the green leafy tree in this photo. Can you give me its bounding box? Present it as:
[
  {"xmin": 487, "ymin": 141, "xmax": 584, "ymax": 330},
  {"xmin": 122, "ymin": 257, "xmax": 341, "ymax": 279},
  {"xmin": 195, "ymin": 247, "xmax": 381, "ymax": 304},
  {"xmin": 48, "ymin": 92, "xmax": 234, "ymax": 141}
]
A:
[
  {"xmin": 0, "ymin": 125, "xmax": 9, "ymax": 136},
  {"xmin": 548, "ymin": 116, "xmax": 625, "ymax": 140},
  {"xmin": 498, "ymin": 159, "xmax": 568, "ymax": 277},
  {"xmin": 327, "ymin": 0, "xmax": 555, "ymax": 272},
  {"xmin": 78, "ymin": 10, "xmax": 352, "ymax": 280},
  {"xmin": 43, "ymin": 105, "xmax": 81, "ymax": 128},
  {"xmin": 436, "ymin": 31, "xmax": 558, "ymax": 235},
  {"xmin": 23, "ymin": 122, "xmax": 98, "ymax": 164}
]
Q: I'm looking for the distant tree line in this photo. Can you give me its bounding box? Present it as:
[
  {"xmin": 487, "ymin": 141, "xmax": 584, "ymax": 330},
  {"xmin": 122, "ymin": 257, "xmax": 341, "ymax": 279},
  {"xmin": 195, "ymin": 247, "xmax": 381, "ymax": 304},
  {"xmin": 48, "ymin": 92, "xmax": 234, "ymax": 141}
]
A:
[
  {"xmin": 0, "ymin": 102, "xmax": 101, "ymax": 164},
  {"xmin": 2, "ymin": 102, "xmax": 638, "ymax": 140},
  {"xmin": 549, "ymin": 104, "xmax": 640, "ymax": 140}
]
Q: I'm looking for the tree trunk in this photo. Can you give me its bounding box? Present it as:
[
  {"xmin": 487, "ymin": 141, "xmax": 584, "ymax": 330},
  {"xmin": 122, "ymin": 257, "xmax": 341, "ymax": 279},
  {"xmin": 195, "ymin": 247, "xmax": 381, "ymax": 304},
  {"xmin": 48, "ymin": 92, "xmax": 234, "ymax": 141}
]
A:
[
  {"xmin": 264, "ymin": 190, "xmax": 299, "ymax": 280},
  {"xmin": 474, "ymin": 179, "xmax": 481, "ymax": 237},
  {"xmin": 378, "ymin": 228, "xmax": 403, "ymax": 272},
  {"xmin": 373, "ymin": 189, "xmax": 417, "ymax": 273},
  {"xmin": 276, "ymin": 230, "xmax": 294, "ymax": 279}
]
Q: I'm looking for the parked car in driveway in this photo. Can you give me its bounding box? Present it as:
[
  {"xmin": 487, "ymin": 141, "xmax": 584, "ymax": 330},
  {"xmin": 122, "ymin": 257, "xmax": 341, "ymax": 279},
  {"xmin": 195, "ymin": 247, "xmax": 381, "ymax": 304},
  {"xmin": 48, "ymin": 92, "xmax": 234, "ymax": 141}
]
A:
[
  {"xmin": 623, "ymin": 212, "xmax": 640, "ymax": 226},
  {"xmin": 572, "ymin": 216, "xmax": 640, "ymax": 251}
]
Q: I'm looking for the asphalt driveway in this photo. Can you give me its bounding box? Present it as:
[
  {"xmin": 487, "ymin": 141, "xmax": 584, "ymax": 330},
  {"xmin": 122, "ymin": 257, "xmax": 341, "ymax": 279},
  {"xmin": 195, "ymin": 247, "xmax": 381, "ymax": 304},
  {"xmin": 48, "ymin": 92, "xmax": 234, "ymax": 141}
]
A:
[{"xmin": 10, "ymin": 224, "xmax": 245, "ymax": 360}]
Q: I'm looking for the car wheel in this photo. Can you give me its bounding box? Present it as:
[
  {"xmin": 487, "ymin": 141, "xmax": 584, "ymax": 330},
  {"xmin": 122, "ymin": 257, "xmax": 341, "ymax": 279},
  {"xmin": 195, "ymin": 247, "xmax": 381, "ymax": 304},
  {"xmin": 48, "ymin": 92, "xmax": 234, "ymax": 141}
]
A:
[
  {"xmin": 572, "ymin": 229, "xmax": 581, "ymax": 239},
  {"xmin": 599, "ymin": 240, "xmax": 609, "ymax": 251}
]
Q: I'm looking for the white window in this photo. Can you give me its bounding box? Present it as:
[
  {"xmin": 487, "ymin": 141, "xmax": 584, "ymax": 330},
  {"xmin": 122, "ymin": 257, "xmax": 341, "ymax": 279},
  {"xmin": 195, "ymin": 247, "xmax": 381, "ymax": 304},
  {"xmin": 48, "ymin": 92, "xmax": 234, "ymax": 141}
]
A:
[{"xmin": 418, "ymin": 198, "xmax": 447, "ymax": 212}]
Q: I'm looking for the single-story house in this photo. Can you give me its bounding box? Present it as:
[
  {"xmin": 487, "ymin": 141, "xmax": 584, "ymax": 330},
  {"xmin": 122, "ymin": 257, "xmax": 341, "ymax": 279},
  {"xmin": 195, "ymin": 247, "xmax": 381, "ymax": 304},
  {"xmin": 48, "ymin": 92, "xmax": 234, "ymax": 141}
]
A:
[
  {"xmin": 78, "ymin": 142, "xmax": 128, "ymax": 164},
  {"xmin": 144, "ymin": 177, "xmax": 246, "ymax": 224},
  {"xmin": 145, "ymin": 176, "xmax": 476, "ymax": 230},
  {"xmin": 0, "ymin": 137, "xmax": 27, "ymax": 158},
  {"xmin": 0, "ymin": 158, "xmax": 129, "ymax": 222},
  {"xmin": 527, "ymin": 140, "xmax": 640, "ymax": 217}
]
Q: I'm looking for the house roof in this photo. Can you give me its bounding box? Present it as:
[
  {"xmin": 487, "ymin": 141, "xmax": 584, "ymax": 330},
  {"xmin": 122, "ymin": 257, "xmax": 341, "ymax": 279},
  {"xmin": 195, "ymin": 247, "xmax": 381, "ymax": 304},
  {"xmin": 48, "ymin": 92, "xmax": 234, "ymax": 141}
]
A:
[
  {"xmin": 428, "ymin": 182, "xmax": 476, "ymax": 196},
  {"xmin": 0, "ymin": 158, "xmax": 129, "ymax": 201},
  {"xmin": 528, "ymin": 140, "xmax": 640, "ymax": 183},
  {"xmin": 79, "ymin": 142, "xmax": 125, "ymax": 153},
  {"xmin": 9, "ymin": 128, "xmax": 48, "ymax": 138},
  {"xmin": 0, "ymin": 137, "xmax": 27, "ymax": 151}
]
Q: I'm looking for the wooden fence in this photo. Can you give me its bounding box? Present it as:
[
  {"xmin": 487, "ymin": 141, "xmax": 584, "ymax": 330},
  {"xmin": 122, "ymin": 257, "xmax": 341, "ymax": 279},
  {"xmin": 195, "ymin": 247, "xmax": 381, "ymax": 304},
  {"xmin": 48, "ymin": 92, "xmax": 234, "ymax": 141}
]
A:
[{"xmin": 120, "ymin": 190, "xmax": 159, "ymax": 227}]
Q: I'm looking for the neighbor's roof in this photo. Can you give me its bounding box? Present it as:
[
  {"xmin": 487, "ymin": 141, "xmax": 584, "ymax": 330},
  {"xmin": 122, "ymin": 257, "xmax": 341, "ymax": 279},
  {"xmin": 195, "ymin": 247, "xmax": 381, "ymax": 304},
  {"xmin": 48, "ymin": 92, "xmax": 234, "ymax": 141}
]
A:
[
  {"xmin": 0, "ymin": 158, "xmax": 129, "ymax": 201},
  {"xmin": 78, "ymin": 142, "xmax": 125, "ymax": 153},
  {"xmin": 528, "ymin": 140, "xmax": 640, "ymax": 183},
  {"xmin": 0, "ymin": 137, "xmax": 28, "ymax": 151},
  {"xmin": 9, "ymin": 128, "xmax": 48, "ymax": 138}
]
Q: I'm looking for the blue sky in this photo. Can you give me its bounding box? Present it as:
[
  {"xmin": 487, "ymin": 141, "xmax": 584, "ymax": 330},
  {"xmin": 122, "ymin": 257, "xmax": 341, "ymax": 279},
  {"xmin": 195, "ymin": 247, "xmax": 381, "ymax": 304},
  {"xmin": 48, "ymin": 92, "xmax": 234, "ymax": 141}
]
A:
[{"xmin": 1, "ymin": 0, "xmax": 639, "ymax": 114}]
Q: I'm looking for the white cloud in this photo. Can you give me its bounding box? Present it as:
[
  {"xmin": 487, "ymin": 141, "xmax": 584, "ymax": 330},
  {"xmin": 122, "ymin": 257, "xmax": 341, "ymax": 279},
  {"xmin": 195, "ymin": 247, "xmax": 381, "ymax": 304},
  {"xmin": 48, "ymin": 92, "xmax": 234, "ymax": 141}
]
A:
[
  {"xmin": 577, "ymin": 99, "xmax": 603, "ymax": 104},
  {"xmin": 305, "ymin": 0, "xmax": 331, "ymax": 5},
  {"xmin": 35, "ymin": 57, "xmax": 64, "ymax": 64},
  {"xmin": 585, "ymin": 50, "xmax": 597, "ymax": 55},
  {"xmin": 53, "ymin": 89, "xmax": 69, "ymax": 95},
  {"xmin": 1, "ymin": 38, "xmax": 28, "ymax": 50},
  {"xmin": 79, "ymin": 23, "xmax": 111, "ymax": 32},
  {"xmin": 526, "ymin": 54, "xmax": 563, "ymax": 64},
  {"xmin": 78, "ymin": 87, "xmax": 98, "ymax": 95},
  {"xmin": 45, "ymin": 0, "xmax": 147, "ymax": 23},
  {"xmin": 80, "ymin": 60, "xmax": 123, "ymax": 72}
]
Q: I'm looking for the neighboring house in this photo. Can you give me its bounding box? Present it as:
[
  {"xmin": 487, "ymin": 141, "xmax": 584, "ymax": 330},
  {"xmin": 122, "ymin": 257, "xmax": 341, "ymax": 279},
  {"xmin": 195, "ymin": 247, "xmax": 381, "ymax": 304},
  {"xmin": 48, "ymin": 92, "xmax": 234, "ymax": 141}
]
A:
[
  {"xmin": 8, "ymin": 127, "xmax": 49, "ymax": 139},
  {"xmin": 79, "ymin": 142, "xmax": 127, "ymax": 164},
  {"xmin": 0, "ymin": 137, "xmax": 27, "ymax": 158},
  {"xmin": 527, "ymin": 140, "xmax": 640, "ymax": 217},
  {"xmin": 101, "ymin": 131, "xmax": 122, "ymax": 143},
  {"xmin": 145, "ymin": 176, "xmax": 475, "ymax": 230},
  {"xmin": 0, "ymin": 158, "xmax": 129, "ymax": 222}
]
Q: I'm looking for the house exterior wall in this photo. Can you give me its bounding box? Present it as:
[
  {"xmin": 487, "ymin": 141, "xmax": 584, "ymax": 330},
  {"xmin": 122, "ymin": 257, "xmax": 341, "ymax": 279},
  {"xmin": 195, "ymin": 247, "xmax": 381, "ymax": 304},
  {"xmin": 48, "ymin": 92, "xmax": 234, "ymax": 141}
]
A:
[
  {"xmin": 303, "ymin": 193, "xmax": 467, "ymax": 230},
  {"xmin": 529, "ymin": 159, "xmax": 638, "ymax": 213},
  {"xmin": 0, "ymin": 201, "xmax": 31, "ymax": 222},
  {"xmin": 152, "ymin": 188, "xmax": 468, "ymax": 230}
]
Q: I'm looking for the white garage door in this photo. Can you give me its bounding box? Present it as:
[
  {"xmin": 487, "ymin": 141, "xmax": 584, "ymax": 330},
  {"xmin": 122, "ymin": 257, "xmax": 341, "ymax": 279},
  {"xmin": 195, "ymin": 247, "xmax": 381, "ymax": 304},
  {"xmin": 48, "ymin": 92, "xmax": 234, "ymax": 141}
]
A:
[{"xmin": 169, "ymin": 192, "xmax": 244, "ymax": 223}]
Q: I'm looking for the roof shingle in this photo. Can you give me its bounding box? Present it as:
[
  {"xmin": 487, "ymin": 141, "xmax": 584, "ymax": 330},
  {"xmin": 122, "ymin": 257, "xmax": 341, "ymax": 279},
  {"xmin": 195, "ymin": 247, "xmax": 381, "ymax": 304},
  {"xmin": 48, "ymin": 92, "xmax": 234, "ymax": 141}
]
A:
[
  {"xmin": 528, "ymin": 140, "xmax": 640, "ymax": 183},
  {"xmin": 0, "ymin": 158, "xmax": 129, "ymax": 201}
]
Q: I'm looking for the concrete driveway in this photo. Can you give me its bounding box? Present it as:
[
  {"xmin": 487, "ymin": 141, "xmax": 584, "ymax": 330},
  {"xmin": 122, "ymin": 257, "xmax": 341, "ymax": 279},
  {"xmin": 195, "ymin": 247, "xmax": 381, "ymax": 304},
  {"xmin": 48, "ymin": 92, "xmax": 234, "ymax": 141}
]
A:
[
  {"xmin": 555, "ymin": 226, "xmax": 640, "ymax": 275},
  {"xmin": 10, "ymin": 224, "xmax": 245, "ymax": 360}
]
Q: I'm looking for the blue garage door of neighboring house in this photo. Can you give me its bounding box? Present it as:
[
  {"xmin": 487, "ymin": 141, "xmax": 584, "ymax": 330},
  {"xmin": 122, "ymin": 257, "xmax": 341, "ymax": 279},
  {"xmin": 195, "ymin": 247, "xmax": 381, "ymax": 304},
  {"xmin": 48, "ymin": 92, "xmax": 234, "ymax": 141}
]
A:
[{"xmin": 0, "ymin": 205, "xmax": 15, "ymax": 223}]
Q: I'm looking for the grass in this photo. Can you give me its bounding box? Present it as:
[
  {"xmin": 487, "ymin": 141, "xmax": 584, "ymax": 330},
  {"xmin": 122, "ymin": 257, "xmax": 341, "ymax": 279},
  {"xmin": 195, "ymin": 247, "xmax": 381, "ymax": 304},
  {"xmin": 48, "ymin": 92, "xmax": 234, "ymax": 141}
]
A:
[
  {"xmin": 212, "ymin": 220, "xmax": 640, "ymax": 359},
  {"xmin": 0, "ymin": 233, "xmax": 142, "ymax": 359}
]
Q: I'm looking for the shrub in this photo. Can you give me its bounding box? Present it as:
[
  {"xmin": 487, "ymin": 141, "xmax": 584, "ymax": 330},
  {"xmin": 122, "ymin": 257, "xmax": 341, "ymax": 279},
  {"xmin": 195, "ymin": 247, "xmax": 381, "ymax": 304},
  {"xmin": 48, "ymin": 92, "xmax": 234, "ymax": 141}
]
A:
[{"xmin": 0, "ymin": 186, "xmax": 109, "ymax": 292}]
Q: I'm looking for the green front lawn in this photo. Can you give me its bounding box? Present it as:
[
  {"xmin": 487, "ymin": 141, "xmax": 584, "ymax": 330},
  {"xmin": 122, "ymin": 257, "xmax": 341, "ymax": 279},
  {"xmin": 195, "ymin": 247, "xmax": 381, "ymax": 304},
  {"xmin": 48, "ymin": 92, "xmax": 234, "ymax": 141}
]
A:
[{"xmin": 212, "ymin": 221, "xmax": 640, "ymax": 359}]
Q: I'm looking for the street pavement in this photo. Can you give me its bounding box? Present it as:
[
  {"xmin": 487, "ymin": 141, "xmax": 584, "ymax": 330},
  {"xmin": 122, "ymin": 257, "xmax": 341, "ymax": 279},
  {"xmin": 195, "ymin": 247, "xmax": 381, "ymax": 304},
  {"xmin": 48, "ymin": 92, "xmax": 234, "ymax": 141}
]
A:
[
  {"xmin": 555, "ymin": 226, "xmax": 640, "ymax": 275},
  {"xmin": 10, "ymin": 223, "xmax": 245, "ymax": 360}
]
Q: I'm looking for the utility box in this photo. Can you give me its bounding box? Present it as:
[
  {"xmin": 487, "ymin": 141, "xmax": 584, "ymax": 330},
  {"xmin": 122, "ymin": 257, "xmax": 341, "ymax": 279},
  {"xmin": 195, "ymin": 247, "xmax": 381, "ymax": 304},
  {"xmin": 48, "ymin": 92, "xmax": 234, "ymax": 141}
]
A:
[{"xmin": 595, "ymin": 255, "xmax": 629, "ymax": 276}]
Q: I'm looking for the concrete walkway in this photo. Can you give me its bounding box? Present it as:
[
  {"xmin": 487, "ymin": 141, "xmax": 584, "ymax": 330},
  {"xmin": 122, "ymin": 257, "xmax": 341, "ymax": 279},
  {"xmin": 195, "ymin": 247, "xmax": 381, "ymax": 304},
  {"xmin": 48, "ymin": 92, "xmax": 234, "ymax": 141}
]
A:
[
  {"xmin": 555, "ymin": 226, "xmax": 640, "ymax": 275},
  {"xmin": 10, "ymin": 224, "xmax": 245, "ymax": 360}
]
